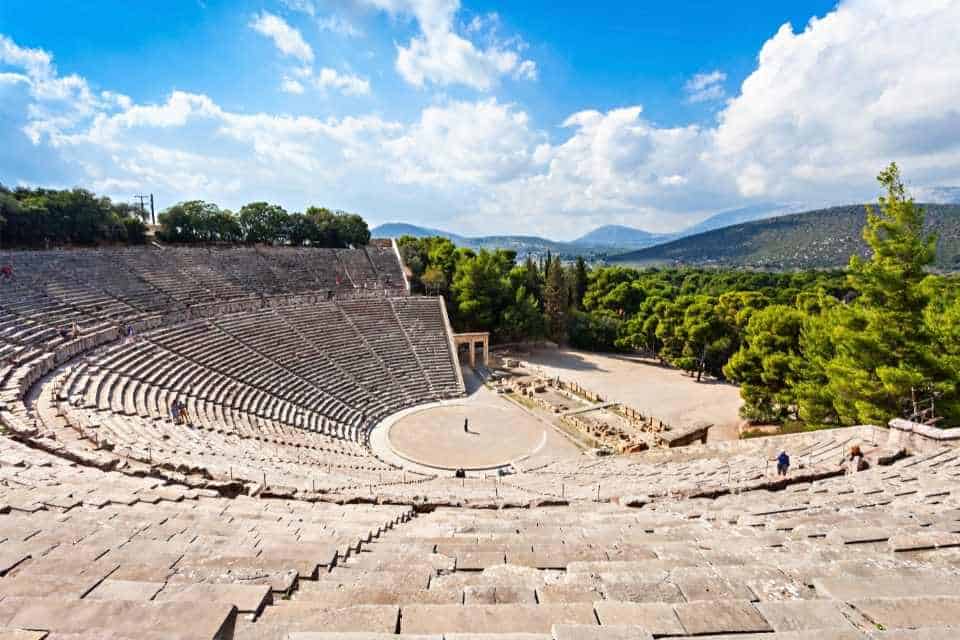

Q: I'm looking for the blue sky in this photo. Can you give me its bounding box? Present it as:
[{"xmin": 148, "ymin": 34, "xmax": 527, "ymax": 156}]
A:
[{"xmin": 1, "ymin": 1, "xmax": 959, "ymax": 238}]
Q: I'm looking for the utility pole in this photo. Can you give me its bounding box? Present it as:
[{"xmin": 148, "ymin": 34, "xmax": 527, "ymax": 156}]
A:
[{"xmin": 134, "ymin": 194, "xmax": 155, "ymax": 224}]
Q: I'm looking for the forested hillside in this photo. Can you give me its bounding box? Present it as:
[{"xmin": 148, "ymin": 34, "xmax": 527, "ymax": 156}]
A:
[
  {"xmin": 611, "ymin": 203, "xmax": 960, "ymax": 270},
  {"xmin": 400, "ymin": 164, "xmax": 960, "ymax": 429}
]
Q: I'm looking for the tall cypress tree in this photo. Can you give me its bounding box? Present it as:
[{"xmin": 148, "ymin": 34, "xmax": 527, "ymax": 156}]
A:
[
  {"xmin": 544, "ymin": 256, "xmax": 568, "ymax": 343},
  {"xmin": 573, "ymin": 256, "xmax": 589, "ymax": 309}
]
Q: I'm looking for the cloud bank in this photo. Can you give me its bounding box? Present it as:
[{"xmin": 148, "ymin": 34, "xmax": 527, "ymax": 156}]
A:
[{"xmin": 3, "ymin": 0, "xmax": 960, "ymax": 238}]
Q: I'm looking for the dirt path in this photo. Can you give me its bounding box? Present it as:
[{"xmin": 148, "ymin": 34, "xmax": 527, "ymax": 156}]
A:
[{"xmin": 519, "ymin": 348, "xmax": 744, "ymax": 442}]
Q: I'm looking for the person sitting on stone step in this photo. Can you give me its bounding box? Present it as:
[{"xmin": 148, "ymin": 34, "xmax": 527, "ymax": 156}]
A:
[{"xmin": 777, "ymin": 450, "xmax": 791, "ymax": 476}]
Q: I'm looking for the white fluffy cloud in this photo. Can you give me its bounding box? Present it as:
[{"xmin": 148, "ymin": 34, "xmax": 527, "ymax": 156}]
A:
[
  {"xmin": 250, "ymin": 12, "xmax": 314, "ymax": 63},
  {"xmin": 710, "ymin": 0, "xmax": 960, "ymax": 201},
  {"xmin": 4, "ymin": 0, "xmax": 960, "ymax": 238},
  {"xmin": 362, "ymin": 0, "xmax": 536, "ymax": 90},
  {"xmin": 386, "ymin": 98, "xmax": 544, "ymax": 185},
  {"xmin": 315, "ymin": 68, "xmax": 371, "ymax": 96},
  {"xmin": 282, "ymin": 0, "xmax": 363, "ymax": 37},
  {"xmin": 685, "ymin": 70, "xmax": 726, "ymax": 103},
  {"xmin": 280, "ymin": 77, "xmax": 305, "ymax": 94}
]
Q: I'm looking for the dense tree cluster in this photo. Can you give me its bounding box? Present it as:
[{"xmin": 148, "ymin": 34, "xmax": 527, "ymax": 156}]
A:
[
  {"xmin": 0, "ymin": 185, "xmax": 370, "ymax": 249},
  {"xmin": 157, "ymin": 202, "xmax": 370, "ymax": 247},
  {"xmin": 0, "ymin": 185, "xmax": 147, "ymax": 247},
  {"xmin": 398, "ymin": 236, "xmax": 588, "ymax": 344},
  {"xmin": 402, "ymin": 164, "xmax": 959, "ymax": 429}
]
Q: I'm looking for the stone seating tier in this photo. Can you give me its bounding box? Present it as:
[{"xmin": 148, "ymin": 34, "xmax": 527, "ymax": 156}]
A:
[{"xmin": 1, "ymin": 431, "xmax": 959, "ymax": 638}]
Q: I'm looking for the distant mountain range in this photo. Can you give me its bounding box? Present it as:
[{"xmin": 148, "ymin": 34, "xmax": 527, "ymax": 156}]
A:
[
  {"xmin": 572, "ymin": 225, "xmax": 670, "ymax": 248},
  {"xmin": 609, "ymin": 204, "xmax": 960, "ymax": 270},
  {"xmin": 374, "ymin": 200, "xmax": 960, "ymax": 270},
  {"xmin": 677, "ymin": 203, "xmax": 806, "ymax": 237},
  {"xmin": 372, "ymin": 203, "xmax": 797, "ymax": 258},
  {"xmin": 914, "ymin": 186, "xmax": 960, "ymax": 204}
]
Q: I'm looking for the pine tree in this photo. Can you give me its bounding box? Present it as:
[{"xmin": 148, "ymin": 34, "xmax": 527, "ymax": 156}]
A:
[
  {"xmin": 724, "ymin": 305, "xmax": 805, "ymax": 422},
  {"xmin": 819, "ymin": 163, "xmax": 946, "ymax": 424}
]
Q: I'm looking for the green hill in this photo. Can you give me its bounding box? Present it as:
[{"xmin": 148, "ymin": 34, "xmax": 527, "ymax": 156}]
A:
[{"xmin": 609, "ymin": 204, "xmax": 960, "ymax": 270}]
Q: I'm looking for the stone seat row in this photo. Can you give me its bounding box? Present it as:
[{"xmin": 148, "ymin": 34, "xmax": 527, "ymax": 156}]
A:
[
  {"xmin": 0, "ymin": 246, "xmax": 409, "ymax": 359},
  {"xmin": 0, "ymin": 434, "xmax": 415, "ymax": 639}
]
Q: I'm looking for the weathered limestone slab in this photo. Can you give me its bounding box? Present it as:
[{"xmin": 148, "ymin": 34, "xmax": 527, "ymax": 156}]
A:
[
  {"xmin": 601, "ymin": 580, "xmax": 684, "ymax": 603},
  {"xmin": 463, "ymin": 585, "xmax": 536, "ymax": 604},
  {"xmin": 108, "ymin": 563, "xmax": 177, "ymax": 582},
  {"xmin": 288, "ymin": 635, "xmax": 440, "ymax": 640},
  {"xmin": 455, "ymin": 551, "xmax": 505, "ymax": 571},
  {"xmin": 670, "ymin": 631, "xmax": 866, "ymax": 639},
  {"xmin": 0, "ymin": 546, "xmax": 34, "ymax": 576},
  {"xmin": 445, "ymin": 635, "xmax": 551, "ymax": 640},
  {"xmin": 552, "ymin": 624, "xmax": 653, "ymax": 640},
  {"xmin": 0, "ymin": 631, "xmax": 49, "ymax": 640},
  {"xmin": 826, "ymin": 528, "xmax": 893, "ymax": 545},
  {"xmin": 2, "ymin": 597, "xmax": 236, "ymax": 639},
  {"xmin": 868, "ymin": 628, "xmax": 960, "ymax": 639},
  {"xmin": 674, "ymin": 575, "xmax": 756, "ymax": 602},
  {"xmin": 890, "ymin": 532, "xmax": 960, "ymax": 552},
  {"xmin": 814, "ymin": 576, "xmax": 960, "ymax": 600},
  {"xmin": 594, "ymin": 602, "xmax": 684, "ymax": 636},
  {"xmin": 400, "ymin": 604, "xmax": 596, "ymax": 634},
  {"xmin": 297, "ymin": 583, "xmax": 461, "ymax": 607},
  {"xmin": 0, "ymin": 574, "xmax": 101, "ymax": 599},
  {"xmin": 756, "ymin": 600, "xmax": 853, "ymax": 632},
  {"xmin": 604, "ymin": 545, "xmax": 658, "ymax": 561},
  {"xmin": 674, "ymin": 600, "xmax": 772, "ymax": 636},
  {"xmin": 85, "ymin": 578, "xmax": 166, "ymax": 602},
  {"xmin": 850, "ymin": 596, "xmax": 960, "ymax": 629},
  {"xmin": 536, "ymin": 584, "xmax": 604, "ymax": 604},
  {"xmin": 156, "ymin": 582, "xmax": 272, "ymax": 615},
  {"xmin": 264, "ymin": 604, "xmax": 400, "ymax": 634}
]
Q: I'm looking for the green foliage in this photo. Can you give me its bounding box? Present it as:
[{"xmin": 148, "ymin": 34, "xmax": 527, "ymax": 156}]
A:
[
  {"xmin": 157, "ymin": 201, "xmax": 240, "ymax": 243},
  {"xmin": 568, "ymin": 309, "xmax": 622, "ymax": 351},
  {"xmin": 238, "ymin": 202, "xmax": 288, "ymax": 244},
  {"xmin": 122, "ymin": 217, "xmax": 148, "ymax": 245},
  {"xmin": 451, "ymin": 249, "xmax": 515, "ymax": 332},
  {"xmin": 157, "ymin": 201, "xmax": 369, "ymax": 247},
  {"xmin": 724, "ymin": 305, "xmax": 804, "ymax": 422},
  {"xmin": 544, "ymin": 255, "xmax": 569, "ymax": 342},
  {"xmin": 572, "ymin": 256, "xmax": 589, "ymax": 309},
  {"xmin": 502, "ymin": 286, "xmax": 546, "ymax": 342},
  {"xmin": 806, "ymin": 163, "xmax": 957, "ymax": 425},
  {"xmin": 0, "ymin": 185, "xmax": 148, "ymax": 247}
]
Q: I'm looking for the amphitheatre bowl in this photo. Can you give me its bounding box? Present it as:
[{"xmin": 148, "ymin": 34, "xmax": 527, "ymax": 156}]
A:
[{"xmin": 384, "ymin": 400, "xmax": 547, "ymax": 471}]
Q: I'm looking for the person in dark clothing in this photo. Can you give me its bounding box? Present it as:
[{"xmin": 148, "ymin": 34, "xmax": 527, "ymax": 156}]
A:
[
  {"xmin": 777, "ymin": 451, "xmax": 790, "ymax": 476},
  {"xmin": 464, "ymin": 418, "xmax": 469, "ymax": 433}
]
